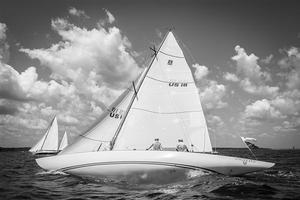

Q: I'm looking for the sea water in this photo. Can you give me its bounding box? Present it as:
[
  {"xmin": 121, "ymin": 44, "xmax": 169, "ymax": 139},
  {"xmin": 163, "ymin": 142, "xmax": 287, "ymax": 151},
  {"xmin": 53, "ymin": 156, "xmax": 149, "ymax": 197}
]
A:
[{"xmin": 1, "ymin": 148, "xmax": 299, "ymax": 200}]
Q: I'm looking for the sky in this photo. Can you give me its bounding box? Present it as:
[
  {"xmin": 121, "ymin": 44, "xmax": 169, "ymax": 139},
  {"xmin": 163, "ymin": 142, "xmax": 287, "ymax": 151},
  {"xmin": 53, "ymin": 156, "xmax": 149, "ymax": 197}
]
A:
[{"xmin": 0, "ymin": 0, "xmax": 299, "ymax": 149}]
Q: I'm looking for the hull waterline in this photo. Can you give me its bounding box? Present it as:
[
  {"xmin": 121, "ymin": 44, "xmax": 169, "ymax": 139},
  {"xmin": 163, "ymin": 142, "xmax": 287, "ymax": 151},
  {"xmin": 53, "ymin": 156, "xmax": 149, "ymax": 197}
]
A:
[
  {"xmin": 31, "ymin": 150, "xmax": 58, "ymax": 156},
  {"xmin": 36, "ymin": 151, "xmax": 274, "ymax": 180}
]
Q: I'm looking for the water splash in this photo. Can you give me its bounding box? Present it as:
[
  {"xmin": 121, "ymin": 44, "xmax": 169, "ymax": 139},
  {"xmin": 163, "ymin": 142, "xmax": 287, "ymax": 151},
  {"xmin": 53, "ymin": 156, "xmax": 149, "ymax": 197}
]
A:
[{"xmin": 36, "ymin": 170, "xmax": 69, "ymax": 176}]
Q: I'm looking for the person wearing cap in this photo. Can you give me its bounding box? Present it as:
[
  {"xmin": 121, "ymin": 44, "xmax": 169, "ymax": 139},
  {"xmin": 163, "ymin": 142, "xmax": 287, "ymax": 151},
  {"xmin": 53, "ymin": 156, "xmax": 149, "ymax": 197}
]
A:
[
  {"xmin": 146, "ymin": 138, "xmax": 163, "ymax": 151},
  {"xmin": 176, "ymin": 139, "xmax": 189, "ymax": 152}
]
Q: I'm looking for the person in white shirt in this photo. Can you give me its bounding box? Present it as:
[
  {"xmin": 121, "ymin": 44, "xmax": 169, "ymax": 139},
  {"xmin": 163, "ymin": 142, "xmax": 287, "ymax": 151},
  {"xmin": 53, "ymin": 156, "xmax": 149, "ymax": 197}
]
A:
[
  {"xmin": 176, "ymin": 139, "xmax": 189, "ymax": 152},
  {"xmin": 147, "ymin": 138, "xmax": 163, "ymax": 151}
]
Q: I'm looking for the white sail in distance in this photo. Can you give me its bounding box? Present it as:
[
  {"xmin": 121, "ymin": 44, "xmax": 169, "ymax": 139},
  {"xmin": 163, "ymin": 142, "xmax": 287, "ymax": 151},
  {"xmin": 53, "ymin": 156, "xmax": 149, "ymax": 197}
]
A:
[
  {"xmin": 113, "ymin": 31, "xmax": 212, "ymax": 152},
  {"xmin": 59, "ymin": 131, "xmax": 68, "ymax": 151},
  {"xmin": 29, "ymin": 116, "xmax": 59, "ymax": 153}
]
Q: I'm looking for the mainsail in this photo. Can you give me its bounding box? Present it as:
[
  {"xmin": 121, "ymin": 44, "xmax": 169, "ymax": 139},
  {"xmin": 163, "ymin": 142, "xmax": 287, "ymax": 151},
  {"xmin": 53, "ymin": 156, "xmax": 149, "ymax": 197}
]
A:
[
  {"xmin": 113, "ymin": 32, "xmax": 212, "ymax": 152},
  {"xmin": 29, "ymin": 116, "xmax": 59, "ymax": 153},
  {"xmin": 61, "ymin": 31, "xmax": 212, "ymax": 154},
  {"xmin": 59, "ymin": 131, "xmax": 69, "ymax": 151}
]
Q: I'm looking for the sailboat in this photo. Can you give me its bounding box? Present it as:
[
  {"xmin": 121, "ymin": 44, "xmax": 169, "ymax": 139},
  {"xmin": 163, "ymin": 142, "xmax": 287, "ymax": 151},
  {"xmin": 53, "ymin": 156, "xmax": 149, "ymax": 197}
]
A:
[
  {"xmin": 29, "ymin": 116, "xmax": 59, "ymax": 155},
  {"xmin": 58, "ymin": 131, "xmax": 68, "ymax": 151},
  {"xmin": 36, "ymin": 31, "xmax": 274, "ymax": 179}
]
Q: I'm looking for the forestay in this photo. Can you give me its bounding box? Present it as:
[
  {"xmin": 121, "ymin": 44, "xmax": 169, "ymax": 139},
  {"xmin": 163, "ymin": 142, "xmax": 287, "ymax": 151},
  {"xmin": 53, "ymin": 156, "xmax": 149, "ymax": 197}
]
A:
[{"xmin": 113, "ymin": 32, "xmax": 212, "ymax": 152}]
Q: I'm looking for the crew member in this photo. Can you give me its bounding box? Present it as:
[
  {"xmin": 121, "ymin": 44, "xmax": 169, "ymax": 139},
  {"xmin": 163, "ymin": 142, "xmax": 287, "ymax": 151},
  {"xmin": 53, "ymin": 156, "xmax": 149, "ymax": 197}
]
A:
[
  {"xmin": 147, "ymin": 138, "xmax": 163, "ymax": 151},
  {"xmin": 176, "ymin": 139, "xmax": 189, "ymax": 152}
]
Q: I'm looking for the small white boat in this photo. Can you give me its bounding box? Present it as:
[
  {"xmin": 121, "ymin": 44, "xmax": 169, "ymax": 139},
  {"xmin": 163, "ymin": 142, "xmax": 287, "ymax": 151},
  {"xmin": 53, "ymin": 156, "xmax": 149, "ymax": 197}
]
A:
[
  {"xmin": 29, "ymin": 116, "xmax": 59, "ymax": 155},
  {"xmin": 36, "ymin": 30, "xmax": 274, "ymax": 180}
]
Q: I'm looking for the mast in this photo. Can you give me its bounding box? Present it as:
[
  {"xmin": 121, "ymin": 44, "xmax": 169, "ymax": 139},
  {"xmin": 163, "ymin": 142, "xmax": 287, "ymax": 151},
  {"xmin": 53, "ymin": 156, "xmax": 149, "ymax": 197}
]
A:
[{"xmin": 110, "ymin": 30, "xmax": 171, "ymax": 150}]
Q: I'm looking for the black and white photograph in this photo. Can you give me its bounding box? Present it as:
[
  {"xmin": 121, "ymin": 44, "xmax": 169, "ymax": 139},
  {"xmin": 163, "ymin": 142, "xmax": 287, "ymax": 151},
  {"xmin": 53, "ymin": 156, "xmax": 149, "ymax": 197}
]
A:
[{"xmin": 0, "ymin": 0, "xmax": 299, "ymax": 199}]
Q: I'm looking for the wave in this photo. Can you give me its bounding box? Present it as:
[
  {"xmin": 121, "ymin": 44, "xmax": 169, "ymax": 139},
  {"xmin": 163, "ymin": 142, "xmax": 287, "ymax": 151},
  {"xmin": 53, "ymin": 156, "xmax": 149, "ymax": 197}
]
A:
[
  {"xmin": 211, "ymin": 183, "xmax": 278, "ymax": 198},
  {"xmin": 264, "ymin": 170, "xmax": 297, "ymax": 178},
  {"xmin": 35, "ymin": 170, "xmax": 69, "ymax": 176}
]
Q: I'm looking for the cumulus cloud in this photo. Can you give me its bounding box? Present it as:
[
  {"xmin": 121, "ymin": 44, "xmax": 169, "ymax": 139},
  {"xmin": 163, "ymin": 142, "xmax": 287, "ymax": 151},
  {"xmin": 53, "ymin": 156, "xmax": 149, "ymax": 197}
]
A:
[
  {"xmin": 0, "ymin": 63, "xmax": 76, "ymax": 102},
  {"xmin": 20, "ymin": 18, "xmax": 140, "ymax": 89},
  {"xmin": 206, "ymin": 115, "xmax": 225, "ymax": 136},
  {"xmin": 207, "ymin": 115, "xmax": 224, "ymax": 128},
  {"xmin": 192, "ymin": 63, "xmax": 209, "ymax": 81},
  {"xmin": 240, "ymin": 78, "xmax": 279, "ymax": 97},
  {"xmin": 0, "ymin": 63, "xmax": 31, "ymax": 101},
  {"xmin": 68, "ymin": 7, "xmax": 89, "ymax": 18},
  {"xmin": 0, "ymin": 99, "xmax": 19, "ymax": 115},
  {"xmin": 0, "ymin": 114, "xmax": 48, "ymax": 130},
  {"xmin": 223, "ymin": 72, "xmax": 239, "ymax": 82},
  {"xmin": 241, "ymin": 87, "xmax": 300, "ymax": 134},
  {"xmin": 104, "ymin": 9, "xmax": 115, "ymax": 24},
  {"xmin": 232, "ymin": 46, "xmax": 270, "ymax": 81},
  {"xmin": 0, "ymin": 22, "xmax": 9, "ymax": 62},
  {"xmin": 192, "ymin": 63, "xmax": 227, "ymax": 110},
  {"xmin": 98, "ymin": 9, "xmax": 116, "ymax": 26},
  {"xmin": 0, "ymin": 23, "xmax": 6, "ymax": 40},
  {"xmin": 244, "ymin": 99, "xmax": 283, "ymax": 120},
  {"xmin": 1, "ymin": 14, "xmax": 142, "ymax": 147},
  {"xmin": 231, "ymin": 45, "xmax": 279, "ymax": 97},
  {"xmin": 278, "ymin": 47, "xmax": 300, "ymax": 89},
  {"xmin": 273, "ymin": 119, "xmax": 300, "ymax": 132},
  {"xmin": 261, "ymin": 54, "xmax": 273, "ymax": 64},
  {"xmin": 199, "ymin": 80, "xmax": 227, "ymax": 110}
]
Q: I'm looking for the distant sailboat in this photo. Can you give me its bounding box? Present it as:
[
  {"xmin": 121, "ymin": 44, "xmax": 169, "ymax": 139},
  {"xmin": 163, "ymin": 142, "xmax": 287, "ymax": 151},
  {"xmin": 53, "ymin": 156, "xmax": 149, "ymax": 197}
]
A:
[
  {"xmin": 36, "ymin": 30, "xmax": 274, "ymax": 180},
  {"xmin": 58, "ymin": 131, "xmax": 68, "ymax": 151},
  {"xmin": 29, "ymin": 116, "xmax": 59, "ymax": 155}
]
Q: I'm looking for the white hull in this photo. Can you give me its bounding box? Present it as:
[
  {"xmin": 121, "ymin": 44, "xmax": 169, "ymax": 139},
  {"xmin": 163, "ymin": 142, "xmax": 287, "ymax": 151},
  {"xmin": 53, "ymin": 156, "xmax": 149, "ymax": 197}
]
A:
[{"xmin": 36, "ymin": 151, "xmax": 274, "ymax": 180}]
